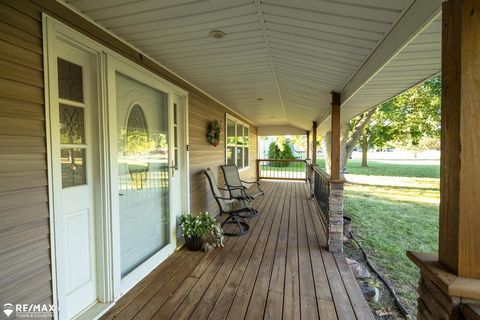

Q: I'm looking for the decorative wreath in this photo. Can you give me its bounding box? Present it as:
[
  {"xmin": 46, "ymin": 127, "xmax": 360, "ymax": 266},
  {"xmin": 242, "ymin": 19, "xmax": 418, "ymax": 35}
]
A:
[{"xmin": 206, "ymin": 120, "xmax": 222, "ymax": 147}]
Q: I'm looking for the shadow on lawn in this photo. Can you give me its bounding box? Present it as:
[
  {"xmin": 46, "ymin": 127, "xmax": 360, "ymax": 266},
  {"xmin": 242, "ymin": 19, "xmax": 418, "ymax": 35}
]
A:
[
  {"xmin": 316, "ymin": 159, "xmax": 440, "ymax": 179},
  {"xmin": 346, "ymin": 182, "xmax": 439, "ymax": 192}
]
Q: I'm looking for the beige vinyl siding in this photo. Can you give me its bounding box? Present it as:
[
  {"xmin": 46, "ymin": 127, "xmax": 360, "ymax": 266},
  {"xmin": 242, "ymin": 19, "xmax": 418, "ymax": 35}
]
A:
[
  {"xmin": 0, "ymin": 0, "xmax": 52, "ymax": 306},
  {"xmin": 0, "ymin": 0, "xmax": 257, "ymax": 307},
  {"xmin": 189, "ymin": 94, "xmax": 257, "ymax": 215}
]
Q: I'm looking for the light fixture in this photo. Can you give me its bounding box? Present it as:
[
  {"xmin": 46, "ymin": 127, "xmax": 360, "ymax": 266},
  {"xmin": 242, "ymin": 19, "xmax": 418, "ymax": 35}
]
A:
[{"xmin": 209, "ymin": 30, "xmax": 226, "ymax": 39}]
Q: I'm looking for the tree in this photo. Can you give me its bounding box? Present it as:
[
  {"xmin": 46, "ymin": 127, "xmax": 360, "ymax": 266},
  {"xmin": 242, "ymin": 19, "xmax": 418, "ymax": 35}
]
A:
[
  {"xmin": 320, "ymin": 76, "xmax": 441, "ymax": 172},
  {"xmin": 321, "ymin": 108, "xmax": 376, "ymax": 173},
  {"xmin": 281, "ymin": 142, "xmax": 294, "ymax": 159},
  {"xmin": 359, "ymin": 106, "xmax": 397, "ymax": 167},
  {"xmin": 361, "ymin": 133, "xmax": 368, "ymax": 167},
  {"xmin": 382, "ymin": 77, "xmax": 441, "ymax": 144},
  {"xmin": 362, "ymin": 77, "xmax": 441, "ymax": 163},
  {"xmin": 268, "ymin": 140, "xmax": 294, "ymax": 167},
  {"xmin": 268, "ymin": 142, "xmax": 280, "ymax": 160},
  {"xmin": 289, "ymin": 135, "xmax": 307, "ymax": 153}
]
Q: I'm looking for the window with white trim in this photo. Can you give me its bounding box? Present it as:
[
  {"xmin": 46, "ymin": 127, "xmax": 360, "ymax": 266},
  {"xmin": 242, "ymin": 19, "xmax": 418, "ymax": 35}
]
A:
[{"xmin": 225, "ymin": 114, "xmax": 249, "ymax": 169}]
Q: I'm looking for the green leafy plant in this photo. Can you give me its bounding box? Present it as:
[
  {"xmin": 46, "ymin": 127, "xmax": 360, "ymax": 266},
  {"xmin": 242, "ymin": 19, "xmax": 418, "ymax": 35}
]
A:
[
  {"xmin": 179, "ymin": 212, "xmax": 216, "ymax": 239},
  {"xmin": 281, "ymin": 142, "xmax": 294, "ymax": 159},
  {"xmin": 267, "ymin": 141, "xmax": 294, "ymax": 167},
  {"xmin": 206, "ymin": 120, "xmax": 222, "ymax": 146}
]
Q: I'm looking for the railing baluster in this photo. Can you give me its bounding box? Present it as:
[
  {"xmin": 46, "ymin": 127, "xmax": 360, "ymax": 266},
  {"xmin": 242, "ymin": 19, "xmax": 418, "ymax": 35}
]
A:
[{"xmin": 256, "ymin": 159, "xmax": 310, "ymax": 181}]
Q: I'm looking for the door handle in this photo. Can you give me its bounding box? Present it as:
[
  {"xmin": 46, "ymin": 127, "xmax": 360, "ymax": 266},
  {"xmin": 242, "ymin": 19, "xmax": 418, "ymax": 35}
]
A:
[{"xmin": 169, "ymin": 160, "xmax": 175, "ymax": 178}]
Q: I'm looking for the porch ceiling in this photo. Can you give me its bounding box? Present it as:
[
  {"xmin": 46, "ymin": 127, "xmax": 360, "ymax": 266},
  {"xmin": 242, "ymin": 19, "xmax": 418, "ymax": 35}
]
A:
[{"xmin": 65, "ymin": 0, "xmax": 441, "ymax": 131}]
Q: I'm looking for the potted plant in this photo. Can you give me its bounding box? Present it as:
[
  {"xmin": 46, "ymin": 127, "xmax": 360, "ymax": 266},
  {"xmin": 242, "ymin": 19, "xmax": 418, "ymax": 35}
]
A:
[{"xmin": 179, "ymin": 212, "xmax": 216, "ymax": 251}]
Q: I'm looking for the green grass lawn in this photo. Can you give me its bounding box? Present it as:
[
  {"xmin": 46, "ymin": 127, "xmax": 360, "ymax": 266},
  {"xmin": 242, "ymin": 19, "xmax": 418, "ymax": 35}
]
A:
[
  {"xmin": 316, "ymin": 157, "xmax": 440, "ymax": 178},
  {"xmin": 329, "ymin": 159, "xmax": 440, "ymax": 316}
]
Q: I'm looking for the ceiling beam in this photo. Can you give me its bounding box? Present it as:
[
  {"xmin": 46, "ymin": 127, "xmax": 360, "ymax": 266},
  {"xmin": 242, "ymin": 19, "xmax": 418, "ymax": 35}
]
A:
[{"xmin": 340, "ymin": 0, "xmax": 441, "ymax": 106}]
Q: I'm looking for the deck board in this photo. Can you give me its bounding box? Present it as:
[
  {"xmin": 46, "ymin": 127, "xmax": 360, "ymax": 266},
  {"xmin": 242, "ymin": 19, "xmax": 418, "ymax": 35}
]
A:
[
  {"xmin": 264, "ymin": 182, "xmax": 290, "ymax": 320},
  {"xmin": 283, "ymin": 183, "xmax": 301, "ymax": 320},
  {"xmin": 101, "ymin": 181, "xmax": 374, "ymax": 320},
  {"xmin": 296, "ymin": 183, "xmax": 321, "ymax": 320},
  {"xmin": 227, "ymin": 183, "xmax": 285, "ymax": 320}
]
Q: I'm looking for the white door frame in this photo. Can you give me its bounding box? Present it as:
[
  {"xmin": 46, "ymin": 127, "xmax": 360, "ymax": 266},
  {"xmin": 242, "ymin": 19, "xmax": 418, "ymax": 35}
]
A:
[
  {"xmin": 43, "ymin": 15, "xmax": 189, "ymax": 319},
  {"xmin": 106, "ymin": 54, "xmax": 187, "ymax": 296},
  {"xmin": 171, "ymin": 93, "xmax": 190, "ymax": 247}
]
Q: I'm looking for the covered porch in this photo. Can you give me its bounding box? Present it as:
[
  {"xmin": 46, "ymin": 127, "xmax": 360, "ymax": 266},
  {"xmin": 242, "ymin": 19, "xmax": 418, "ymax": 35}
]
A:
[
  {"xmin": 101, "ymin": 181, "xmax": 373, "ymax": 320},
  {"xmin": 1, "ymin": 0, "xmax": 480, "ymax": 319}
]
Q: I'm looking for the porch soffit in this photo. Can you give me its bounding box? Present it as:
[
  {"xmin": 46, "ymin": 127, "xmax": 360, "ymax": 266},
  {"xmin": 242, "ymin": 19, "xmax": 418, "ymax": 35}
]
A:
[
  {"xmin": 257, "ymin": 125, "xmax": 307, "ymax": 136},
  {"xmin": 63, "ymin": 0, "xmax": 441, "ymax": 132}
]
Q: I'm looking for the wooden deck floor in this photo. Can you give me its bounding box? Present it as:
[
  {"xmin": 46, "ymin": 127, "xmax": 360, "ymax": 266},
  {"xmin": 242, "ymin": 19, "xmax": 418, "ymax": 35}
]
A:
[{"xmin": 102, "ymin": 181, "xmax": 374, "ymax": 320}]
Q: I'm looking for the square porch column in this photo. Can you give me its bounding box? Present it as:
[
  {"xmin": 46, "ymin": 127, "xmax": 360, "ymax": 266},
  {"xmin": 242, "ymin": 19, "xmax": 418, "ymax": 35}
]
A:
[
  {"xmin": 312, "ymin": 122, "xmax": 317, "ymax": 166},
  {"xmin": 306, "ymin": 130, "xmax": 310, "ymax": 160},
  {"xmin": 438, "ymin": 0, "xmax": 480, "ymax": 281},
  {"xmin": 328, "ymin": 92, "xmax": 344, "ymax": 253},
  {"xmin": 408, "ymin": 0, "xmax": 480, "ymax": 318},
  {"xmin": 330, "ymin": 92, "xmax": 341, "ymax": 180}
]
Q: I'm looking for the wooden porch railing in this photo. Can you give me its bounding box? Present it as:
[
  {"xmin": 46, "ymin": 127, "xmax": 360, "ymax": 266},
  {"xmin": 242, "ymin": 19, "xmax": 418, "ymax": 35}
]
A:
[
  {"xmin": 256, "ymin": 159, "xmax": 308, "ymax": 181},
  {"xmin": 307, "ymin": 163, "xmax": 345, "ymax": 253}
]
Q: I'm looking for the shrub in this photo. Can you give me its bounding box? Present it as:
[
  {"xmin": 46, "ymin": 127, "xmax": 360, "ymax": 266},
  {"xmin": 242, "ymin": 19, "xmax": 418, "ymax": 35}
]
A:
[
  {"xmin": 268, "ymin": 142, "xmax": 280, "ymax": 159},
  {"xmin": 281, "ymin": 142, "xmax": 294, "ymax": 159},
  {"xmin": 267, "ymin": 141, "xmax": 294, "ymax": 167}
]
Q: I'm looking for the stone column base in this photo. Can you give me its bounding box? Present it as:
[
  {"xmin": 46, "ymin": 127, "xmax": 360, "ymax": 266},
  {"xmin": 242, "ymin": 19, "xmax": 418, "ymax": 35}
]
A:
[
  {"xmin": 407, "ymin": 251, "xmax": 480, "ymax": 320},
  {"xmin": 417, "ymin": 275, "xmax": 461, "ymax": 319},
  {"xmin": 328, "ymin": 181, "xmax": 344, "ymax": 253}
]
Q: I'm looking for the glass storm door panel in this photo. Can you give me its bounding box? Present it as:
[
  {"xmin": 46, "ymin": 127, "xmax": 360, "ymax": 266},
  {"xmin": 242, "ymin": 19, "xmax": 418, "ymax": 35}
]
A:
[{"xmin": 116, "ymin": 73, "xmax": 170, "ymax": 278}]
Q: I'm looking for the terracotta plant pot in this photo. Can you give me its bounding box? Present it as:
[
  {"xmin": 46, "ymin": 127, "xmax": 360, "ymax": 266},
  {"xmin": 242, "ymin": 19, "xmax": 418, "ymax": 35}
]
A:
[{"xmin": 185, "ymin": 236, "xmax": 203, "ymax": 251}]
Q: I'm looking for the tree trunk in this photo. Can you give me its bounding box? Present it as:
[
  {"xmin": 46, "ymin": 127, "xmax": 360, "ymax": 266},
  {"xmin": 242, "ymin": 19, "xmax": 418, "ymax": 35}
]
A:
[
  {"xmin": 321, "ymin": 107, "xmax": 377, "ymax": 175},
  {"xmin": 361, "ymin": 134, "xmax": 368, "ymax": 167},
  {"xmin": 321, "ymin": 131, "xmax": 332, "ymax": 173},
  {"xmin": 339, "ymin": 123, "xmax": 350, "ymax": 172}
]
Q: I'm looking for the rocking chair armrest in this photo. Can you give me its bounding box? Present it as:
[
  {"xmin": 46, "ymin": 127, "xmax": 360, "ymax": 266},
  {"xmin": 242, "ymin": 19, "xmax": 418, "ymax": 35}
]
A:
[
  {"xmin": 225, "ymin": 184, "xmax": 247, "ymax": 190},
  {"xmin": 241, "ymin": 180, "xmax": 264, "ymax": 193},
  {"xmin": 214, "ymin": 195, "xmax": 233, "ymax": 200},
  {"xmin": 241, "ymin": 180, "xmax": 261, "ymax": 186}
]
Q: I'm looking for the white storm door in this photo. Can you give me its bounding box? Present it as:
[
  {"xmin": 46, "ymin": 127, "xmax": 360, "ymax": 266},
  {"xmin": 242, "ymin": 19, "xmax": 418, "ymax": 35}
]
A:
[
  {"xmin": 50, "ymin": 44, "xmax": 99, "ymax": 319},
  {"xmin": 110, "ymin": 63, "xmax": 178, "ymax": 294}
]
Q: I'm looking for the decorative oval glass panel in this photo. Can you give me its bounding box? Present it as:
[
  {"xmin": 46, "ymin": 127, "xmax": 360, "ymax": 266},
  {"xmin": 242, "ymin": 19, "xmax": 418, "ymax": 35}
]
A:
[{"xmin": 126, "ymin": 105, "xmax": 149, "ymax": 190}]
